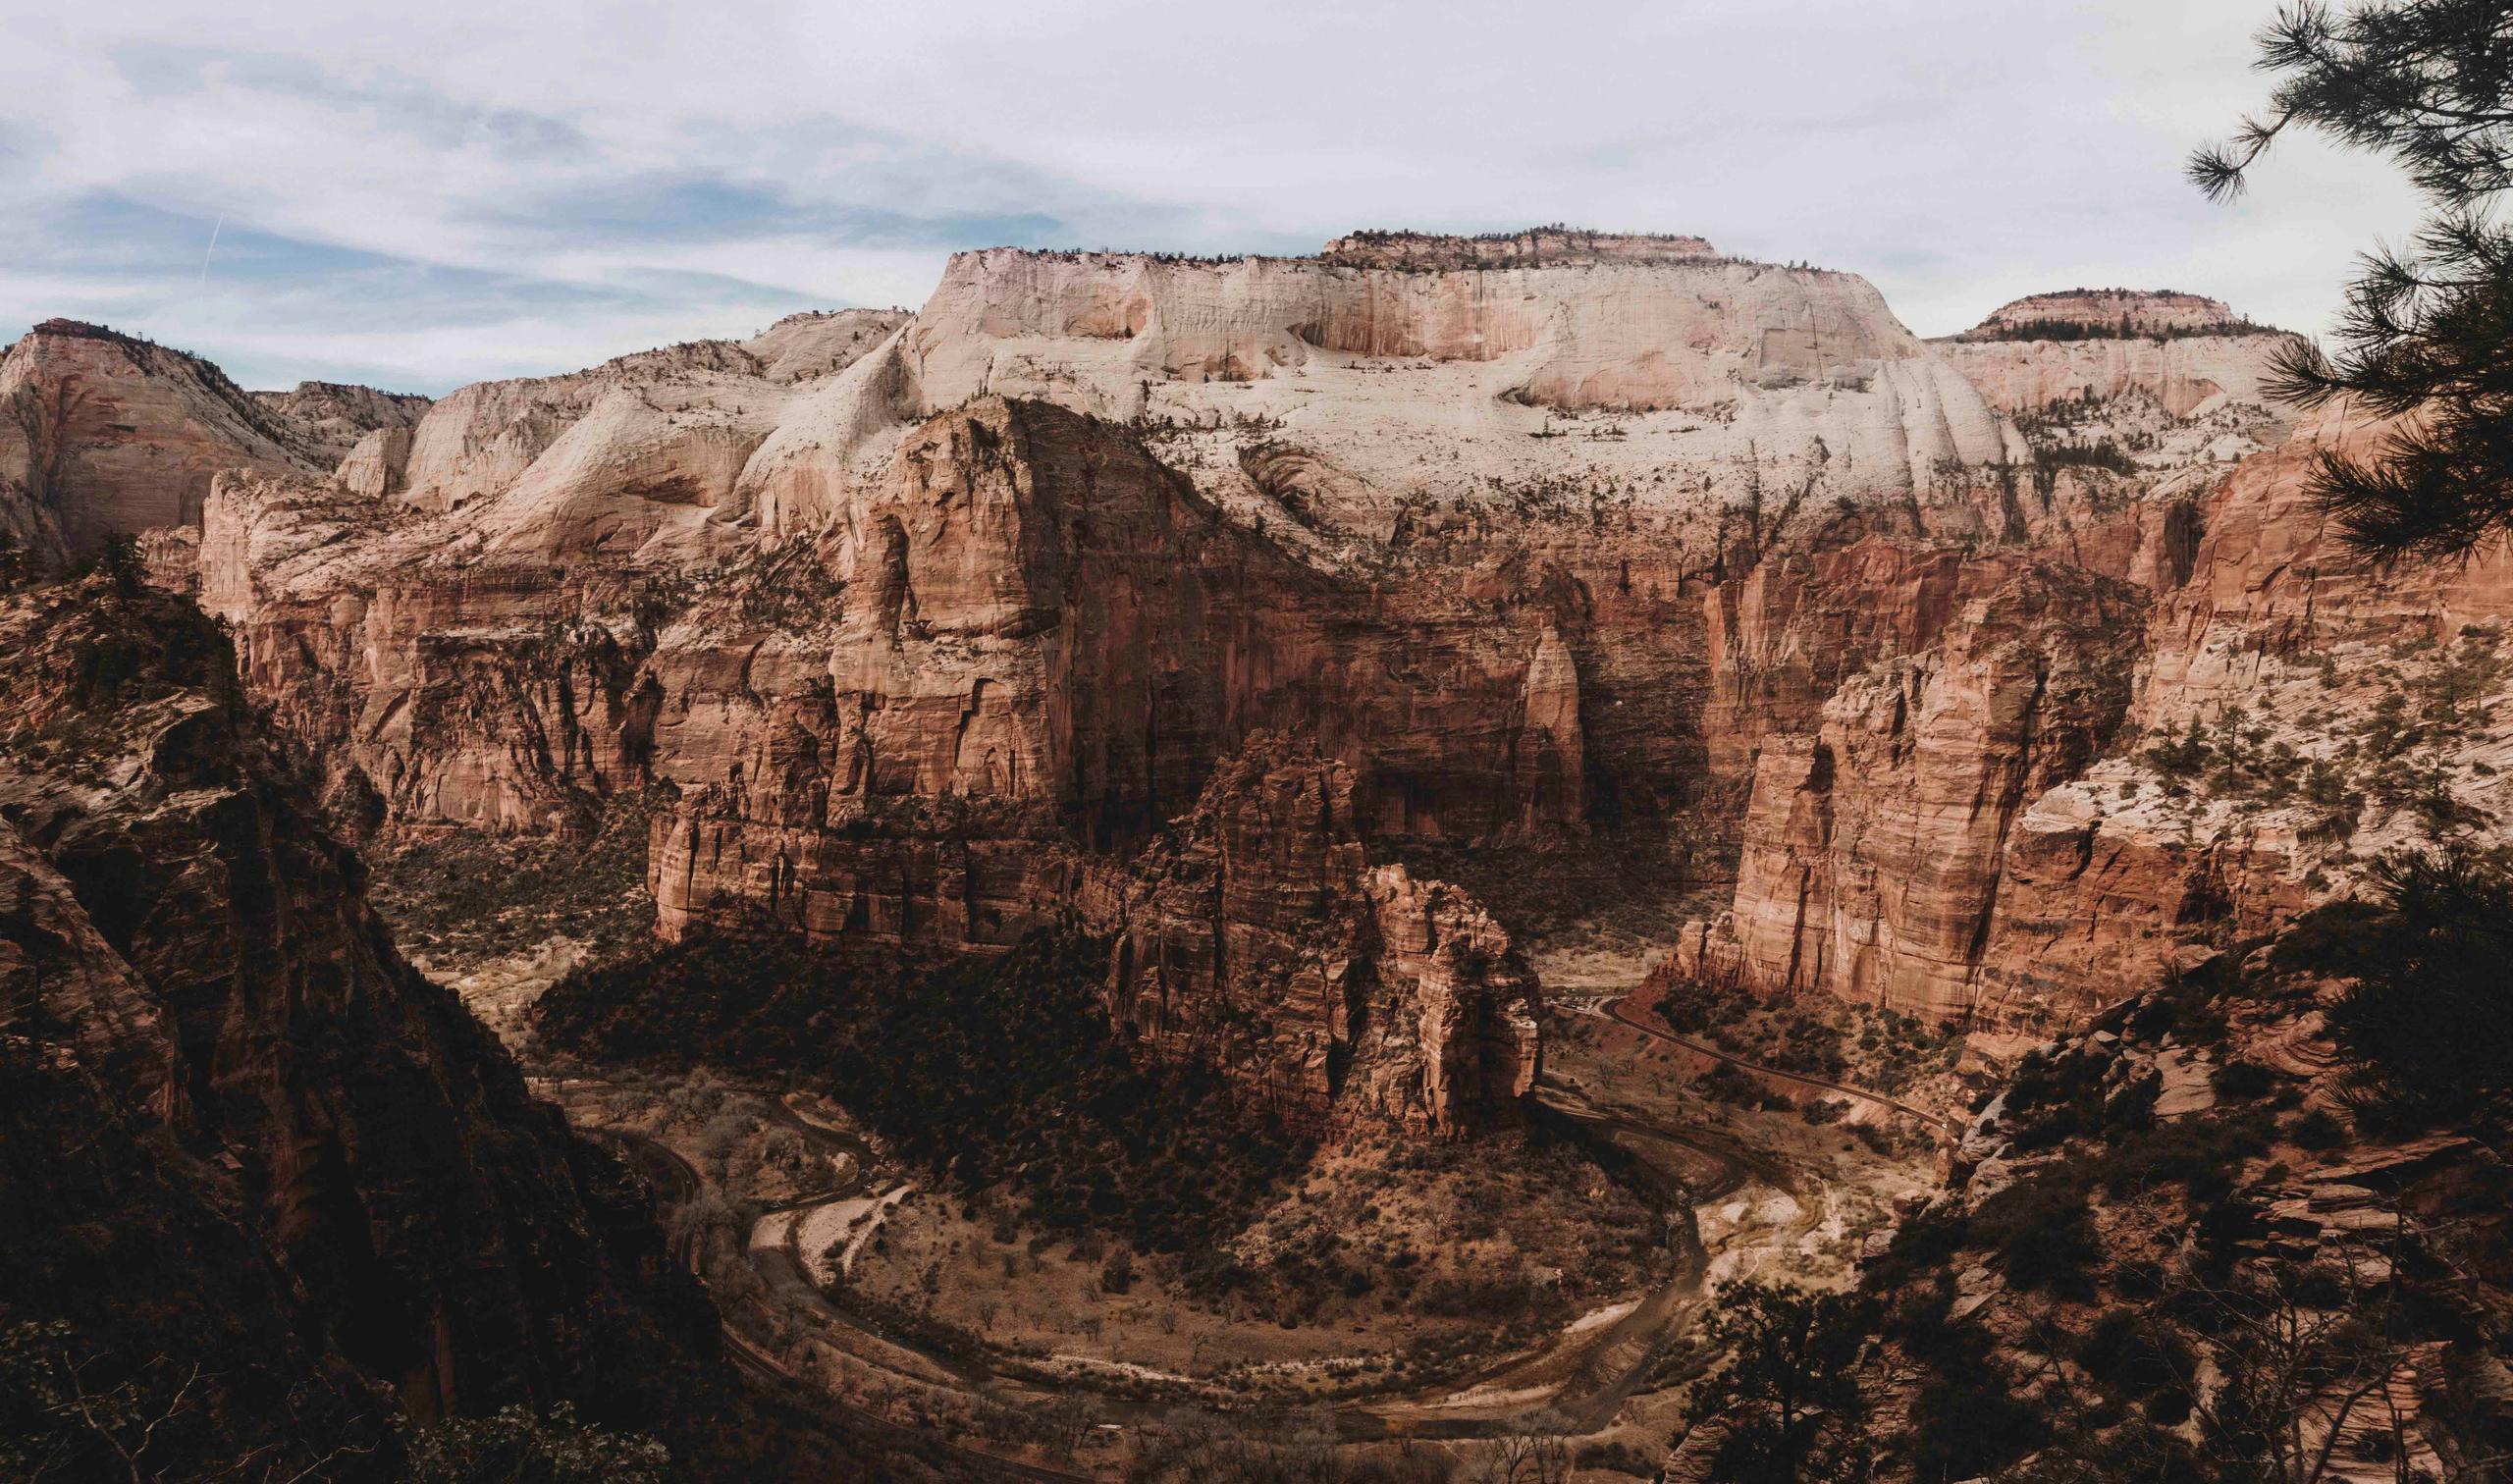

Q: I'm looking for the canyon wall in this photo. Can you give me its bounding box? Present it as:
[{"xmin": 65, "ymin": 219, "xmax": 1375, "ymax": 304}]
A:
[
  {"xmin": 0, "ymin": 321, "xmax": 316, "ymax": 565},
  {"xmin": 39, "ymin": 243, "xmax": 2450, "ymax": 1061},
  {"xmin": 1080, "ymin": 740, "xmax": 1541, "ymax": 1135},
  {"xmin": 1682, "ymin": 562, "xmax": 2146, "ymax": 1020},
  {"xmin": 1686, "ymin": 379, "xmax": 2513, "ymax": 1030},
  {"xmin": 0, "ymin": 577, "xmax": 720, "ymax": 1459}
]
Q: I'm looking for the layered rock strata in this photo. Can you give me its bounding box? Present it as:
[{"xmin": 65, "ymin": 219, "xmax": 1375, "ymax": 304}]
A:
[
  {"xmin": 0, "ymin": 320, "xmax": 318, "ymax": 565},
  {"xmin": 70, "ymin": 240, "xmax": 2417, "ymax": 1055},
  {"xmin": 1682, "ymin": 563, "xmax": 2146, "ymax": 1021},
  {"xmin": 0, "ymin": 578, "xmax": 717, "ymax": 1454},
  {"xmin": 1084, "ymin": 742, "xmax": 1540, "ymax": 1134}
]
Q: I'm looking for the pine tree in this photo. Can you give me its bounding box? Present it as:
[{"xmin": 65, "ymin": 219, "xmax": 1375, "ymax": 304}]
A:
[{"xmin": 2194, "ymin": 1, "xmax": 2513, "ymax": 560}]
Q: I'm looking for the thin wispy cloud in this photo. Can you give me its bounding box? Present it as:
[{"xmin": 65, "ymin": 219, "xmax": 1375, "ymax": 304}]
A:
[{"xmin": 0, "ymin": 1, "xmax": 2428, "ymax": 395}]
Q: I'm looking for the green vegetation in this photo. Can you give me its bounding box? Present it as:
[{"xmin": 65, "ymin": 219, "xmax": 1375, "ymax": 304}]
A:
[
  {"xmin": 371, "ymin": 795, "xmax": 659, "ymax": 964},
  {"xmin": 401, "ymin": 1403, "xmax": 669, "ymax": 1484},
  {"xmin": 1681, "ymin": 1281, "xmax": 1879, "ymax": 1483},
  {"xmin": 535, "ymin": 928, "xmax": 1310, "ymax": 1261},
  {"xmin": 2196, "ymin": 0, "xmax": 2513, "ymax": 559},
  {"xmin": 1656, "ymin": 975, "xmax": 1957, "ymax": 1095},
  {"xmin": 2135, "ymin": 629, "xmax": 2502, "ymax": 837},
  {"xmin": 2279, "ymin": 844, "xmax": 2513, "ymax": 1124},
  {"xmin": 1960, "ymin": 314, "xmax": 2284, "ymax": 344}
]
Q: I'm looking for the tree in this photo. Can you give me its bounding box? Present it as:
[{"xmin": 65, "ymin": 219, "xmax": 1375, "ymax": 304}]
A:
[
  {"xmin": 1474, "ymin": 1409, "xmax": 1574, "ymax": 1484},
  {"xmin": 2176, "ymin": 1256, "xmax": 2419, "ymax": 1484},
  {"xmin": 2194, "ymin": 1, "xmax": 2513, "ymax": 559},
  {"xmin": 2282, "ymin": 845, "xmax": 2513, "ymax": 1123},
  {"xmin": 399, "ymin": 1403, "xmax": 668, "ymax": 1484},
  {"xmin": 80, "ymin": 533, "xmax": 144, "ymax": 598},
  {"xmin": 1680, "ymin": 1281, "xmax": 1877, "ymax": 1483}
]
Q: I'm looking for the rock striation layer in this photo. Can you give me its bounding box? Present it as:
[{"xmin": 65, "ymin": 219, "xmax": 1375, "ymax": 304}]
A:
[
  {"xmin": 79, "ymin": 243, "xmax": 2461, "ymax": 1055},
  {"xmin": 0, "ymin": 577, "xmax": 720, "ymax": 1462},
  {"xmin": 1682, "ymin": 563, "xmax": 2146, "ymax": 1021},
  {"xmin": 1084, "ymin": 740, "xmax": 1541, "ymax": 1135},
  {"xmin": 0, "ymin": 320, "xmax": 320, "ymax": 565}
]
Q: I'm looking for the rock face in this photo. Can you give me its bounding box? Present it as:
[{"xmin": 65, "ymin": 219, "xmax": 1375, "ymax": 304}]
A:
[
  {"xmin": 216, "ymin": 391, "xmax": 1608, "ymax": 851},
  {"xmin": 1952, "ymin": 288, "xmax": 2270, "ymax": 341},
  {"xmin": 397, "ymin": 310, "xmax": 906, "ymax": 518},
  {"xmin": 1086, "ymin": 740, "xmax": 1541, "ymax": 1135},
  {"xmin": 1684, "ymin": 563, "xmax": 2145, "ymax": 1020},
  {"xmin": 1684, "ymin": 373, "xmax": 2513, "ymax": 1029},
  {"xmin": 252, "ymin": 379, "xmax": 434, "ymax": 465},
  {"xmin": 1957, "ymin": 401, "xmax": 2513, "ymax": 1020},
  {"xmin": 0, "ymin": 320, "xmax": 319, "ymax": 565},
  {"xmin": 737, "ymin": 238, "xmax": 2018, "ymax": 548},
  {"xmin": 160, "ymin": 241, "xmax": 2498, "ymax": 1057},
  {"xmin": 0, "ymin": 578, "xmax": 717, "ymax": 1460},
  {"xmin": 1934, "ymin": 330, "xmax": 2301, "ymax": 421}
]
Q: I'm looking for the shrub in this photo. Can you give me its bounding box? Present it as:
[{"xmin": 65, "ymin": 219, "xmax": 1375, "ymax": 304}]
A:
[
  {"xmin": 535, "ymin": 928, "xmax": 1311, "ymax": 1264},
  {"xmin": 401, "ymin": 1404, "xmax": 668, "ymax": 1484},
  {"xmin": 2209, "ymin": 1060, "xmax": 2280, "ymax": 1100},
  {"xmin": 2281, "ymin": 848, "xmax": 2513, "ymax": 1124},
  {"xmin": 1969, "ymin": 1174, "xmax": 2102, "ymax": 1298}
]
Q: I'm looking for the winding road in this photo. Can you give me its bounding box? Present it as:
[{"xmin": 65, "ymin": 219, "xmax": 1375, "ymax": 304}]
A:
[
  {"xmin": 577, "ymin": 982, "xmax": 1952, "ymax": 1470},
  {"xmin": 1591, "ymin": 995, "xmax": 1961, "ymax": 1141},
  {"xmin": 591, "ymin": 1122, "xmax": 1092, "ymax": 1482}
]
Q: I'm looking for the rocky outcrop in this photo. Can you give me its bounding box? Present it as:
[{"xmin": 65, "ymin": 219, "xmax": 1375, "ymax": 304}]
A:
[
  {"xmin": 740, "ymin": 234, "xmax": 2019, "ymax": 542},
  {"xmin": 0, "ymin": 320, "xmax": 318, "ymax": 565},
  {"xmin": 1936, "ymin": 330, "xmax": 2301, "ymax": 421},
  {"xmin": 198, "ymin": 469, "xmax": 664, "ymax": 833},
  {"xmin": 398, "ymin": 310, "xmax": 906, "ymax": 517},
  {"xmin": 1683, "ymin": 387, "xmax": 2513, "ymax": 1031},
  {"xmin": 337, "ymin": 424, "xmax": 414, "ymax": 496},
  {"xmin": 1086, "ymin": 741, "xmax": 1540, "ymax": 1135},
  {"xmin": 0, "ymin": 577, "xmax": 720, "ymax": 1462},
  {"xmin": 2136, "ymin": 402, "xmax": 2513, "ymax": 719},
  {"xmin": 1952, "ymin": 289, "xmax": 2272, "ymax": 341},
  {"xmin": 1855, "ymin": 946, "xmax": 2513, "ymax": 1484},
  {"xmin": 216, "ymin": 389, "xmax": 1617, "ymax": 852},
  {"xmin": 1954, "ymin": 402, "xmax": 2513, "ymax": 1018},
  {"xmin": 1683, "ymin": 563, "xmax": 2146, "ymax": 1022},
  {"xmin": 252, "ymin": 379, "xmax": 433, "ymax": 465}
]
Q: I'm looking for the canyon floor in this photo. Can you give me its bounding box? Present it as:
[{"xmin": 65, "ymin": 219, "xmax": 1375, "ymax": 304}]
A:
[{"xmin": 371, "ymin": 822, "xmax": 1951, "ymax": 1479}]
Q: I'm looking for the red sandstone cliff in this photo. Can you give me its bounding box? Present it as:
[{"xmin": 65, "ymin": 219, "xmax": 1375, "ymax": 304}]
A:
[
  {"xmin": 1082, "ymin": 740, "xmax": 1540, "ymax": 1135},
  {"xmin": 46, "ymin": 243, "xmax": 2471, "ymax": 1067},
  {"xmin": 0, "ymin": 576, "xmax": 729, "ymax": 1466}
]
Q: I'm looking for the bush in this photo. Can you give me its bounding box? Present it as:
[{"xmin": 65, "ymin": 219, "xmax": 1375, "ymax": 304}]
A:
[
  {"xmin": 2209, "ymin": 1060, "xmax": 2280, "ymax": 1100},
  {"xmin": 401, "ymin": 1404, "xmax": 668, "ymax": 1484},
  {"xmin": 2280, "ymin": 848, "xmax": 2513, "ymax": 1124},
  {"xmin": 2289, "ymin": 1107, "xmax": 2349, "ymax": 1150},
  {"xmin": 1891, "ymin": 1291, "xmax": 2049, "ymax": 1478},
  {"xmin": 1968, "ymin": 1175, "xmax": 2101, "ymax": 1298},
  {"xmin": 536, "ymin": 928, "xmax": 1311, "ymax": 1263},
  {"xmin": 2093, "ymin": 1108, "xmax": 2275, "ymax": 1203}
]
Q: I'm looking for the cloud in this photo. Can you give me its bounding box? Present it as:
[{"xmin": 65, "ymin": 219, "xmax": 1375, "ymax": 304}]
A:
[{"xmin": 0, "ymin": 0, "xmax": 2435, "ymax": 393}]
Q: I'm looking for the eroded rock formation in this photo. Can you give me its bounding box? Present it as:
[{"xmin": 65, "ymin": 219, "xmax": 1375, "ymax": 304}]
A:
[
  {"xmin": 1683, "ymin": 563, "xmax": 2146, "ymax": 1021},
  {"xmin": 0, "ymin": 577, "xmax": 718, "ymax": 1459},
  {"xmin": 0, "ymin": 320, "xmax": 318, "ymax": 565},
  {"xmin": 47, "ymin": 233, "xmax": 2471, "ymax": 1065},
  {"xmin": 1086, "ymin": 740, "xmax": 1540, "ymax": 1135}
]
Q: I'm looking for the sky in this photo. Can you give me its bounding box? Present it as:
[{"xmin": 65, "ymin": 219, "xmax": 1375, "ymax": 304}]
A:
[{"xmin": 0, "ymin": 1, "xmax": 2434, "ymax": 396}]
